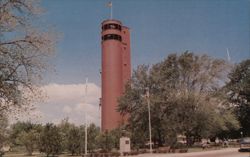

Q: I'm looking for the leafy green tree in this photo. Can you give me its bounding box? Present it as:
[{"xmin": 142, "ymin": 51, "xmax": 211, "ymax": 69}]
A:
[
  {"xmin": 119, "ymin": 52, "xmax": 239, "ymax": 147},
  {"xmin": 118, "ymin": 65, "xmax": 150, "ymax": 147},
  {"xmin": 39, "ymin": 123, "xmax": 62, "ymax": 157},
  {"xmin": 57, "ymin": 118, "xmax": 75, "ymax": 152},
  {"xmin": 67, "ymin": 126, "xmax": 81, "ymax": 155},
  {"xmin": 9, "ymin": 121, "xmax": 42, "ymax": 155},
  {"xmin": 226, "ymin": 59, "xmax": 250, "ymax": 136},
  {"xmin": 17, "ymin": 129, "xmax": 39, "ymax": 156},
  {"xmin": 78, "ymin": 125, "xmax": 86, "ymax": 154},
  {"xmin": 0, "ymin": 0, "xmax": 56, "ymax": 117},
  {"xmin": 68, "ymin": 123, "xmax": 100, "ymax": 154},
  {"xmin": 87, "ymin": 123, "xmax": 101, "ymax": 152},
  {"xmin": 96, "ymin": 130, "xmax": 118, "ymax": 152},
  {"xmin": 10, "ymin": 121, "xmax": 42, "ymax": 145}
]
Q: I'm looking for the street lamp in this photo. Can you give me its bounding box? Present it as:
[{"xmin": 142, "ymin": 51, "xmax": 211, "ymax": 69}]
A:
[{"xmin": 145, "ymin": 87, "xmax": 153, "ymax": 153}]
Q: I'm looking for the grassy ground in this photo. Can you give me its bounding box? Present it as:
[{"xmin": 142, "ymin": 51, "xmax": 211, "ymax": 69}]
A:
[
  {"xmin": 4, "ymin": 152, "xmax": 82, "ymax": 157},
  {"xmin": 3, "ymin": 146, "xmax": 237, "ymax": 157}
]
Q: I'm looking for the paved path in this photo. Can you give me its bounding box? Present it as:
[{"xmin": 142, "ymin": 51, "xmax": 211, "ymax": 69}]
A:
[{"xmin": 129, "ymin": 148, "xmax": 250, "ymax": 157}]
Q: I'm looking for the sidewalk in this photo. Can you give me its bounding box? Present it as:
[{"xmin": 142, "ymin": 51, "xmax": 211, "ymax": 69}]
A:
[{"xmin": 128, "ymin": 148, "xmax": 248, "ymax": 157}]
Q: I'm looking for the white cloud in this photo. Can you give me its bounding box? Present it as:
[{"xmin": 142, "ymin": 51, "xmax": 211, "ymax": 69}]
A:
[
  {"xmin": 30, "ymin": 83, "xmax": 101, "ymax": 126},
  {"xmin": 42, "ymin": 83, "xmax": 100, "ymax": 105},
  {"xmin": 62, "ymin": 105, "xmax": 72, "ymax": 114}
]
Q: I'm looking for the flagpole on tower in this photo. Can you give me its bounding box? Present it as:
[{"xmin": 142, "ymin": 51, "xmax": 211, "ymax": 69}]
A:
[
  {"xmin": 111, "ymin": 3, "xmax": 113, "ymax": 19},
  {"xmin": 108, "ymin": 2, "xmax": 113, "ymax": 19}
]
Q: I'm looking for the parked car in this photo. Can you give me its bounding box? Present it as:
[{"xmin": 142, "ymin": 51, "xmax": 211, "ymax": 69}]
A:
[{"xmin": 239, "ymin": 137, "xmax": 250, "ymax": 152}]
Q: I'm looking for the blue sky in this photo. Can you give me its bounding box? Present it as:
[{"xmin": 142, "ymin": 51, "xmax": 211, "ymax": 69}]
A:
[
  {"xmin": 41, "ymin": 0, "xmax": 250, "ymax": 86},
  {"xmin": 25, "ymin": 0, "xmax": 249, "ymax": 125}
]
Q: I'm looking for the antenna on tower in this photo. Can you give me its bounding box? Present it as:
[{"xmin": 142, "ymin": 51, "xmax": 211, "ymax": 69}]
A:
[
  {"xmin": 107, "ymin": 2, "xmax": 113, "ymax": 19},
  {"xmin": 226, "ymin": 48, "xmax": 231, "ymax": 62}
]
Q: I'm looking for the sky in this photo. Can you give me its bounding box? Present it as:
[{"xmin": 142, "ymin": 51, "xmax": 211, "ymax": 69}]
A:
[{"xmin": 20, "ymin": 0, "xmax": 250, "ymax": 126}]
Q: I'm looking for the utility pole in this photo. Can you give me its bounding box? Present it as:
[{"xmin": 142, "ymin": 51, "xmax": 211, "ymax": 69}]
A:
[
  {"xmin": 146, "ymin": 87, "xmax": 152, "ymax": 153},
  {"xmin": 84, "ymin": 78, "xmax": 88, "ymax": 155},
  {"xmin": 85, "ymin": 116, "xmax": 87, "ymax": 155}
]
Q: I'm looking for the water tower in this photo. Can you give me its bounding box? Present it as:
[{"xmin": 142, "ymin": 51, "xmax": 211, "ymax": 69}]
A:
[{"xmin": 101, "ymin": 19, "xmax": 131, "ymax": 131}]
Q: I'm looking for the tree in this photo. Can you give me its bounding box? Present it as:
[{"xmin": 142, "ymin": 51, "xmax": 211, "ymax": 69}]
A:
[
  {"xmin": 39, "ymin": 123, "xmax": 62, "ymax": 157},
  {"xmin": 10, "ymin": 121, "xmax": 36, "ymax": 145},
  {"xmin": 0, "ymin": 115, "xmax": 8, "ymax": 154},
  {"xmin": 58, "ymin": 120, "xmax": 100, "ymax": 155},
  {"xmin": 226, "ymin": 59, "xmax": 250, "ymax": 136},
  {"xmin": 17, "ymin": 129, "xmax": 39, "ymax": 156},
  {"xmin": 9, "ymin": 121, "xmax": 42, "ymax": 155},
  {"xmin": 118, "ymin": 52, "xmax": 239, "ymax": 147},
  {"xmin": 67, "ymin": 126, "xmax": 81, "ymax": 155},
  {"xmin": 87, "ymin": 123, "xmax": 101, "ymax": 152},
  {"xmin": 96, "ymin": 130, "xmax": 118, "ymax": 152},
  {"xmin": 0, "ymin": 0, "xmax": 56, "ymax": 116},
  {"xmin": 57, "ymin": 118, "xmax": 75, "ymax": 152}
]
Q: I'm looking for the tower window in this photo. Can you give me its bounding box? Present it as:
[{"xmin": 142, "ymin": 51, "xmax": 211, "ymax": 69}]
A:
[
  {"xmin": 102, "ymin": 34, "xmax": 122, "ymax": 42},
  {"xmin": 102, "ymin": 23, "xmax": 122, "ymax": 31}
]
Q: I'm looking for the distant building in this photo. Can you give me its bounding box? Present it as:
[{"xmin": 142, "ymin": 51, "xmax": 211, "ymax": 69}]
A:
[{"xmin": 101, "ymin": 19, "xmax": 131, "ymax": 131}]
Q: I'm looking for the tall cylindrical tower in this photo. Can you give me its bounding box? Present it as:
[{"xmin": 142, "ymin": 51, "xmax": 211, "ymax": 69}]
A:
[
  {"xmin": 101, "ymin": 19, "xmax": 123, "ymax": 131},
  {"xmin": 101, "ymin": 19, "xmax": 131, "ymax": 131}
]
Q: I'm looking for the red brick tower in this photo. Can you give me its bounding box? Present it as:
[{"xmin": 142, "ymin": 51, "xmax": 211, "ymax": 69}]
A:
[{"xmin": 101, "ymin": 19, "xmax": 131, "ymax": 131}]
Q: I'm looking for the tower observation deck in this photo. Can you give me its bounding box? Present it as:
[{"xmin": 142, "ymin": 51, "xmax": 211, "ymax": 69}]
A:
[{"xmin": 101, "ymin": 19, "xmax": 131, "ymax": 131}]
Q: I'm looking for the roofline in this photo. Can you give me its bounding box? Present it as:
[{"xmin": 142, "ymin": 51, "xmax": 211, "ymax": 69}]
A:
[
  {"xmin": 101, "ymin": 19, "xmax": 122, "ymax": 25},
  {"xmin": 122, "ymin": 25, "xmax": 130, "ymax": 29}
]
